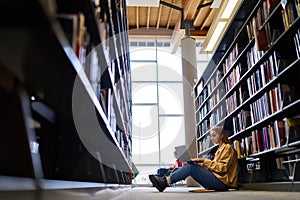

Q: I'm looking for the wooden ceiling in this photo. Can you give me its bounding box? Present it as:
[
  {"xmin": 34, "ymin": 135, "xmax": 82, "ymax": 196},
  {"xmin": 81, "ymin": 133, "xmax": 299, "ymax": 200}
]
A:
[{"xmin": 126, "ymin": 0, "xmax": 218, "ymax": 50}]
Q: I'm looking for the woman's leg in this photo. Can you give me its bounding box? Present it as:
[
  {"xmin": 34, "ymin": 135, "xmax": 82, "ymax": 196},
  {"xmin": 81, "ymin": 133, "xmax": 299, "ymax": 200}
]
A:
[{"xmin": 169, "ymin": 162, "xmax": 229, "ymax": 190}]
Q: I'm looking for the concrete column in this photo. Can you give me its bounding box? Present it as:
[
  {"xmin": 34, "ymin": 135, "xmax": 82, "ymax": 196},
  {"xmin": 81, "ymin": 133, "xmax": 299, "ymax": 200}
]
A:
[
  {"xmin": 181, "ymin": 36, "xmax": 199, "ymax": 187},
  {"xmin": 181, "ymin": 36, "xmax": 197, "ymax": 158}
]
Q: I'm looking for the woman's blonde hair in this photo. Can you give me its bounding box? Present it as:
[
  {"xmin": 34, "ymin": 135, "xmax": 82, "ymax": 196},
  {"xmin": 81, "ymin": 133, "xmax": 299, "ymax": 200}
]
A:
[{"xmin": 211, "ymin": 126, "xmax": 230, "ymax": 144}]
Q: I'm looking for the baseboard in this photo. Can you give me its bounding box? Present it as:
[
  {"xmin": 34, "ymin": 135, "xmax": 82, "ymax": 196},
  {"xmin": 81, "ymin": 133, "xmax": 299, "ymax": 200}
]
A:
[{"xmin": 240, "ymin": 181, "xmax": 300, "ymax": 192}]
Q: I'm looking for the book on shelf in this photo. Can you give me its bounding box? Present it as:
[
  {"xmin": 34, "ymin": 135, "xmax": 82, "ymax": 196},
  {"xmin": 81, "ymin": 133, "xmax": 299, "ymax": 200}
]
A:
[
  {"xmin": 266, "ymin": 0, "xmax": 281, "ymax": 16},
  {"xmin": 268, "ymin": 124, "xmax": 277, "ymax": 149},
  {"xmin": 251, "ymin": 16, "xmax": 269, "ymax": 51},
  {"xmin": 234, "ymin": 140, "xmax": 243, "ymax": 158},
  {"xmin": 294, "ymin": 28, "xmax": 300, "ymax": 59},
  {"xmin": 274, "ymin": 120, "xmax": 287, "ymax": 146},
  {"xmin": 57, "ymin": 14, "xmax": 79, "ymax": 52},
  {"xmin": 57, "ymin": 12, "xmax": 91, "ymax": 68},
  {"xmin": 255, "ymin": 129, "xmax": 264, "ymax": 152},
  {"xmin": 281, "ymin": 1, "xmax": 299, "ymax": 30},
  {"xmin": 100, "ymin": 88, "xmax": 113, "ymax": 117}
]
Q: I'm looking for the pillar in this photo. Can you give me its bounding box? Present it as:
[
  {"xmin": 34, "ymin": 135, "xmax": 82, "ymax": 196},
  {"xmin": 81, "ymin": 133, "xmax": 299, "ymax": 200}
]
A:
[{"xmin": 181, "ymin": 36, "xmax": 199, "ymax": 187}]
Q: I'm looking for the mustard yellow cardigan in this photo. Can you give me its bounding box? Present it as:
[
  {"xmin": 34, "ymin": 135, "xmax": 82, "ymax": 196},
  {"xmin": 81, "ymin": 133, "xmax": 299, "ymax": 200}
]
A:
[{"xmin": 199, "ymin": 143, "xmax": 238, "ymax": 188}]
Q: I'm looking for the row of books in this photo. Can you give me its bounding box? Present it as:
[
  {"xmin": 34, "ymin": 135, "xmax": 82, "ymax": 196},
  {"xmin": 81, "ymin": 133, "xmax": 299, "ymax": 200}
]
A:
[
  {"xmin": 232, "ymin": 109, "xmax": 251, "ymax": 135},
  {"xmin": 233, "ymin": 119, "xmax": 284, "ymax": 158},
  {"xmin": 247, "ymin": 0, "xmax": 284, "ymax": 51},
  {"xmin": 234, "ymin": 116, "xmax": 300, "ymax": 158},
  {"xmin": 294, "ymin": 28, "xmax": 300, "ymax": 58},
  {"xmin": 100, "ymin": 88, "xmax": 116, "ymax": 131},
  {"xmin": 248, "ymin": 0, "xmax": 282, "ymax": 50},
  {"xmin": 198, "ymin": 134, "xmax": 213, "ymax": 153},
  {"xmin": 57, "ymin": 11, "xmax": 105, "ymax": 96},
  {"xmin": 233, "ymin": 81, "xmax": 299, "ymax": 136},
  {"xmin": 226, "ymin": 90, "xmax": 241, "ymax": 115},
  {"xmin": 248, "ymin": 0, "xmax": 300, "ymax": 52},
  {"xmin": 224, "ymin": 63, "xmax": 245, "ymax": 93},
  {"xmin": 115, "ymin": 129, "xmax": 131, "ymax": 160},
  {"xmin": 209, "ymin": 88, "xmax": 225, "ymax": 110},
  {"xmin": 246, "ymin": 45, "xmax": 265, "ymax": 70},
  {"xmin": 198, "ymin": 120, "xmax": 210, "ymax": 137},
  {"xmin": 57, "ymin": 13, "xmax": 89, "ymax": 65},
  {"xmin": 232, "ymin": 82, "xmax": 298, "ymax": 136},
  {"xmin": 225, "ymin": 76, "xmax": 286, "ymax": 119},
  {"xmin": 197, "ymin": 87, "xmax": 225, "ymax": 122},
  {"xmin": 222, "ymin": 43, "xmax": 240, "ymax": 75},
  {"xmin": 207, "ymin": 70, "xmax": 223, "ymax": 96},
  {"xmin": 282, "ymin": 0, "xmax": 300, "ymax": 30},
  {"xmin": 197, "ymin": 87, "xmax": 209, "ymax": 109},
  {"xmin": 96, "ymin": 2, "xmax": 110, "ymax": 63},
  {"xmin": 101, "ymin": 87, "xmax": 132, "ymax": 152},
  {"xmin": 210, "ymin": 105, "xmax": 226, "ymax": 128},
  {"xmin": 249, "ymin": 84, "xmax": 282, "ymax": 124},
  {"xmin": 197, "ymin": 105, "xmax": 227, "ymax": 137},
  {"xmin": 114, "ymin": 77, "xmax": 131, "ymax": 123},
  {"xmin": 196, "ymin": 69, "xmax": 223, "ymax": 111},
  {"xmin": 246, "ymin": 51, "xmax": 279, "ymax": 97},
  {"xmin": 198, "ymin": 102, "xmax": 210, "ymax": 122}
]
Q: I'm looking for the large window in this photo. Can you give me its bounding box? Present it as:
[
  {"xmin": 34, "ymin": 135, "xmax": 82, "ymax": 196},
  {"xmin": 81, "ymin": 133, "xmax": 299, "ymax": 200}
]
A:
[
  {"xmin": 129, "ymin": 40, "xmax": 211, "ymax": 184},
  {"xmin": 130, "ymin": 45, "xmax": 185, "ymax": 178}
]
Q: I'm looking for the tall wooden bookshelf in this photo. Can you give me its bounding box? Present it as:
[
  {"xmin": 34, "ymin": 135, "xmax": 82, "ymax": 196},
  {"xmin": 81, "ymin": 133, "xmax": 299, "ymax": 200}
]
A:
[
  {"xmin": 194, "ymin": 0, "xmax": 300, "ymax": 191},
  {"xmin": 0, "ymin": 0, "xmax": 132, "ymax": 191}
]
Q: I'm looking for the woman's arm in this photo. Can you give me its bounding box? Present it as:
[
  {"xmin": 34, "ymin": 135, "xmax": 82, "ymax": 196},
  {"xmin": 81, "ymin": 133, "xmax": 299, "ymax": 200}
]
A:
[
  {"xmin": 190, "ymin": 157, "xmax": 205, "ymax": 162},
  {"xmin": 199, "ymin": 145, "xmax": 235, "ymax": 173}
]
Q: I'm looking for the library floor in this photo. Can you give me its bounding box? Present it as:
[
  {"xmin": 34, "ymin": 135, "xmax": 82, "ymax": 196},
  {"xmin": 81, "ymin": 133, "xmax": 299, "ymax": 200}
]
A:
[{"xmin": 1, "ymin": 186, "xmax": 300, "ymax": 200}]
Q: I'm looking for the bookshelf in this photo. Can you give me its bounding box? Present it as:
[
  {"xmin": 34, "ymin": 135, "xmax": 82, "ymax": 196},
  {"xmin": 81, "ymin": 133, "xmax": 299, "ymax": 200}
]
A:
[
  {"xmin": 0, "ymin": 0, "xmax": 131, "ymax": 191},
  {"xmin": 194, "ymin": 0, "xmax": 300, "ymax": 191}
]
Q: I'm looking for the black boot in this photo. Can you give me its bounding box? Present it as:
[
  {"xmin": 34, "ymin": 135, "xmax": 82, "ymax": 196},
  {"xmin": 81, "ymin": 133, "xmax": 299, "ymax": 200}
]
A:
[{"xmin": 149, "ymin": 174, "xmax": 169, "ymax": 192}]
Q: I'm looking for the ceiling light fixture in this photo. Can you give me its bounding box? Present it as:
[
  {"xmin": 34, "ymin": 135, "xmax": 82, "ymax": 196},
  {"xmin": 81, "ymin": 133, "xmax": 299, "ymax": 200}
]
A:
[
  {"xmin": 210, "ymin": 0, "xmax": 222, "ymax": 8},
  {"xmin": 126, "ymin": 0, "xmax": 160, "ymax": 7},
  {"xmin": 205, "ymin": 22, "xmax": 227, "ymax": 52},
  {"xmin": 202, "ymin": 0, "xmax": 242, "ymax": 52},
  {"xmin": 221, "ymin": 0, "xmax": 239, "ymax": 19}
]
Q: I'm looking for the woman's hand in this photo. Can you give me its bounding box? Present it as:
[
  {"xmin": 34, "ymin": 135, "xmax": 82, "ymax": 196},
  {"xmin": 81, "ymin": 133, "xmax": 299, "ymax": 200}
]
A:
[{"xmin": 191, "ymin": 158, "xmax": 204, "ymax": 163}]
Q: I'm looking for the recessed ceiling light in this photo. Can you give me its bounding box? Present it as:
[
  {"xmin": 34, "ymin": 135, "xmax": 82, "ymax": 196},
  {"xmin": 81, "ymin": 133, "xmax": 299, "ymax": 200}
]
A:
[
  {"xmin": 221, "ymin": 0, "xmax": 239, "ymax": 19},
  {"xmin": 126, "ymin": 0, "xmax": 160, "ymax": 7},
  {"xmin": 205, "ymin": 21, "xmax": 227, "ymax": 52},
  {"xmin": 211, "ymin": 0, "xmax": 222, "ymax": 8}
]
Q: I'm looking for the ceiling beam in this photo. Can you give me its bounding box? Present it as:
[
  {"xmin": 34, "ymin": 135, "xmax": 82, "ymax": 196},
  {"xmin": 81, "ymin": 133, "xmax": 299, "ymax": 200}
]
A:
[
  {"xmin": 197, "ymin": 1, "xmax": 213, "ymax": 9},
  {"xmin": 166, "ymin": 0, "xmax": 174, "ymax": 29},
  {"xmin": 194, "ymin": 4, "xmax": 209, "ymax": 27},
  {"xmin": 136, "ymin": 6, "xmax": 139, "ymax": 29},
  {"xmin": 128, "ymin": 27, "xmax": 173, "ymax": 39},
  {"xmin": 183, "ymin": 0, "xmax": 201, "ymax": 20},
  {"xmin": 156, "ymin": 4, "xmax": 163, "ymax": 29},
  {"xmin": 201, "ymin": 9, "xmax": 216, "ymax": 30},
  {"xmin": 190, "ymin": 30, "xmax": 208, "ymax": 38},
  {"xmin": 147, "ymin": 7, "xmax": 151, "ymax": 29},
  {"xmin": 160, "ymin": 0, "xmax": 183, "ymax": 12}
]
